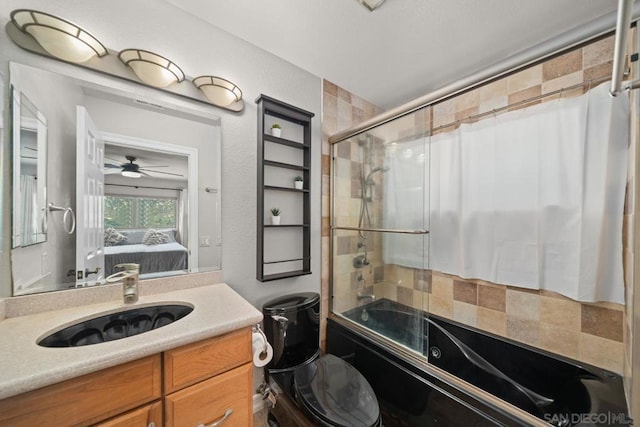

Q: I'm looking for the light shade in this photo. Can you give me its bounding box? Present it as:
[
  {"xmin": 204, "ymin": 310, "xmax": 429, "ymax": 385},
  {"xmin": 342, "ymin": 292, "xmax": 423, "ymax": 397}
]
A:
[
  {"xmin": 119, "ymin": 49, "xmax": 185, "ymax": 88},
  {"xmin": 192, "ymin": 75, "xmax": 243, "ymax": 107},
  {"xmin": 11, "ymin": 9, "xmax": 107, "ymax": 63},
  {"xmin": 121, "ymin": 170, "xmax": 141, "ymax": 178},
  {"xmin": 358, "ymin": 0, "xmax": 386, "ymax": 11}
]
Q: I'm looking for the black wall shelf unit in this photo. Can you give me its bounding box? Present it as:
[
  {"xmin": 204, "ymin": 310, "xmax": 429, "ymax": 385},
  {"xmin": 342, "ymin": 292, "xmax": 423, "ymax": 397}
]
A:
[{"xmin": 256, "ymin": 95, "xmax": 314, "ymax": 282}]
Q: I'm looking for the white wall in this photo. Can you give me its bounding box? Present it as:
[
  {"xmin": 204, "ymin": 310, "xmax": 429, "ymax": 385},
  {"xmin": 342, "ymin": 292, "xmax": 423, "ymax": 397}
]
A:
[{"xmin": 0, "ymin": 0, "xmax": 322, "ymax": 308}]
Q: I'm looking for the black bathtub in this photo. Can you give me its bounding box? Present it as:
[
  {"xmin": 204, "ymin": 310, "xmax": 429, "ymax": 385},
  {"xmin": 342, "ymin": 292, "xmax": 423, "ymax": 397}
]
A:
[{"xmin": 329, "ymin": 299, "xmax": 629, "ymax": 427}]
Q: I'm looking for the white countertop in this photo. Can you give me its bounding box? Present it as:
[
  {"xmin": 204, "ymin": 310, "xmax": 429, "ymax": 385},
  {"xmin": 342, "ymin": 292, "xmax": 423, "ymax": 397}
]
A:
[{"xmin": 0, "ymin": 283, "xmax": 263, "ymax": 400}]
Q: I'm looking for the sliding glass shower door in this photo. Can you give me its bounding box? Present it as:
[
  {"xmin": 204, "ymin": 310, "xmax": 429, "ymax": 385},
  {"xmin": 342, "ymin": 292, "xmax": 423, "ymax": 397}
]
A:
[{"xmin": 331, "ymin": 108, "xmax": 430, "ymax": 356}]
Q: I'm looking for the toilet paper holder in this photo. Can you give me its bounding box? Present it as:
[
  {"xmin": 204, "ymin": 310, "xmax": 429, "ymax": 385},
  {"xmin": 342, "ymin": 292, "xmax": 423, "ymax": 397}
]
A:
[
  {"xmin": 252, "ymin": 324, "xmax": 273, "ymax": 367},
  {"xmin": 252, "ymin": 324, "xmax": 269, "ymax": 358}
]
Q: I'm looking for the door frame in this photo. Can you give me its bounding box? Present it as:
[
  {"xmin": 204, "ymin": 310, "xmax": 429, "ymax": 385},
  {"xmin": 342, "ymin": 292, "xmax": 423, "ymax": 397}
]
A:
[{"xmin": 100, "ymin": 131, "xmax": 199, "ymax": 270}]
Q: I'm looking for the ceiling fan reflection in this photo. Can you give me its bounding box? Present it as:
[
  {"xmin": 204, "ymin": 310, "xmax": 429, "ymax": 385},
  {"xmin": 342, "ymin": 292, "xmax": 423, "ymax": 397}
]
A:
[{"xmin": 104, "ymin": 155, "xmax": 184, "ymax": 178}]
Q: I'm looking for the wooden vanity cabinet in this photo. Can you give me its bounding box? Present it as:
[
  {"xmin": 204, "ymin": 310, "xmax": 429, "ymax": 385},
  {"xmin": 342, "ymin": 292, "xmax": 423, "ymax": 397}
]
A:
[
  {"xmin": 164, "ymin": 328, "xmax": 253, "ymax": 427},
  {"xmin": 0, "ymin": 327, "xmax": 253, "ymax": 427},
  {"xmin": 0, "ymin": 355, "xmax": 162, "ymax": 427}
]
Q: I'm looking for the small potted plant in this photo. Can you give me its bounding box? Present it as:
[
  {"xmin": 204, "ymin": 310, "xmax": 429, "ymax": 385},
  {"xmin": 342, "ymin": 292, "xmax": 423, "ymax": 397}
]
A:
[
  {"xmin": 294, "ymin": 176, "xmax": 304, "ymax": 190},
  {"xmin": 270, "ymin": 207, "xmax": 281, "ymax": 225},
  {"xmin": 271, "ymin": 123, "xmax": 282, "ymax": 137}
]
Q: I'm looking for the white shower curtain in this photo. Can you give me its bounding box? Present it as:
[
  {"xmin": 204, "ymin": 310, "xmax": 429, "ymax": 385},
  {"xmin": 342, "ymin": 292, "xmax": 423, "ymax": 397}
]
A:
[
  {"xmin": 430, "ymin": 84, "xmax": 629, "ymax": 303},
  {"xmin": 20, "ymin": 175, "xmax": 38, "ymax": 245},
  {"xmin": 426, "ymin": 82, "xmax": 629, "ymax": 304}
]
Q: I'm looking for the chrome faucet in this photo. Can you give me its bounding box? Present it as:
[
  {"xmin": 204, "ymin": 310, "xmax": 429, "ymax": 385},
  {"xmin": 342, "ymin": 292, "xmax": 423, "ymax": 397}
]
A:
[{"xmin": 357, "ymin": 292, "xmax": 376, "ymax": 303}]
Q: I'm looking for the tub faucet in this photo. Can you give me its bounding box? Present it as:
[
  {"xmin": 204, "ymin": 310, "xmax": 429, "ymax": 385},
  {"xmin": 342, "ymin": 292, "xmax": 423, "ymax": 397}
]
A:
[{"xmin": 357, "ymin": 292, "xmax": 375, "ymax": 303}]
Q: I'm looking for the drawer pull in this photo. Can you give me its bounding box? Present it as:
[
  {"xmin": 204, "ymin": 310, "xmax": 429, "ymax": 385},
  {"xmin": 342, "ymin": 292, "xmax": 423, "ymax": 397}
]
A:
[{"xmin": 197, "ymin": 408, "xmax": 233, "ymax": 427}]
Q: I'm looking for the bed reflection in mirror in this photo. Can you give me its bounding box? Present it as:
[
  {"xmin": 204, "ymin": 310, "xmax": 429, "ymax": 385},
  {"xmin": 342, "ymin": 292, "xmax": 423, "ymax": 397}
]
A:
[{"xmin": 9, "ymin": 62, "xmax": 222, "ymax": 296}]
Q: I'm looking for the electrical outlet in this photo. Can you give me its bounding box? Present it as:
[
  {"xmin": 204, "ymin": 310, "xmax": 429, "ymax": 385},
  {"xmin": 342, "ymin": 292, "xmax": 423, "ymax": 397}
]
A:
[{"xmin": 199, "ymin": 236, "xmax": 211, "ymax": 247}]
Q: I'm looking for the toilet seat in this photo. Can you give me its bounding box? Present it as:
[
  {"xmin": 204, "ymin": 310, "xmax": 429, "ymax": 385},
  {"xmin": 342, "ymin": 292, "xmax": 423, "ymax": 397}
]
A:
[{"xmin": 293, "ymin": 354, "xmax": 380, "ymax": 427}]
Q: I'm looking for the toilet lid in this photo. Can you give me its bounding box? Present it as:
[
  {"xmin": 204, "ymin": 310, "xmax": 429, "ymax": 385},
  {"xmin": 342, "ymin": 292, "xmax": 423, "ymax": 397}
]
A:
[{"xmin": 294, "ymin": 354, "xmax": 380, "ymax": 427}]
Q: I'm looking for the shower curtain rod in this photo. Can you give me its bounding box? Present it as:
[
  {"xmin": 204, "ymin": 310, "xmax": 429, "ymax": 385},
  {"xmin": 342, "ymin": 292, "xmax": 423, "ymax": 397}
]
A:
[
  {"xmin": 431, "ymin": 75, "xmax": 612, "ymax": 133},
  {"xmin": 329, "ymin": 3, "xmax": 640, "ymax": 145}
]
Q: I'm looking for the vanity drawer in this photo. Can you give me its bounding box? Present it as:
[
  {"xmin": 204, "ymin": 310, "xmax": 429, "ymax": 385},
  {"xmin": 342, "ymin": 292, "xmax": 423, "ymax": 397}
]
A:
[
  {"xmin": 164, "ymin": 327, "xmax": 251, "ymax": 393},
  {"xmin": 0, "ymin": 354, "xmax": 161, "ymax": 427},
  {"xmin": 94, "ymin": 400, "xmax": 162, "ymax": 427},
  {"xmin": 165, "ymin": 362, "xmax": 253, "ymax": 427}
]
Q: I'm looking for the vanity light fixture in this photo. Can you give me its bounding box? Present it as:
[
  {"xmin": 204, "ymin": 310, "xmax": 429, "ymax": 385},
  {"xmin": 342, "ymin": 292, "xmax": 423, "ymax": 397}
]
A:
[
  {"xmin": 10, "ymin": 9, "xmax": 108, "ymax": 63},
  {"xmin": 358, "ymin": 0, "xmax": 386, "ymax": 11},
  {"xmin": 118, "ymin": 49, "xmax": 185, "ymax": 88},
  {"xmin": 192, "ymin": 75, "xmax": 243, "ymax": 107}
]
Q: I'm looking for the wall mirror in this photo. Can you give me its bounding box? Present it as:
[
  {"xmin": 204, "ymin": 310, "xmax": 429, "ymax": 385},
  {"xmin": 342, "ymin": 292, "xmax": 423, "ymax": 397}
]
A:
[
  {"xmin": 11, "ymin": 88, "xmax": 47, "ymax": 248},
  {"xmin": 10, "ymin": 62, "xmax": 222, "ymax": 296}
]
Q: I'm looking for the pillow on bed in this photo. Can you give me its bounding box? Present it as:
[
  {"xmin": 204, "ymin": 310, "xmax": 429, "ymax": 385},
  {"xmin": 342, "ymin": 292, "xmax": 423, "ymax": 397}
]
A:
[
  {"xmin": 104, "ymin": 228, "xmax": 127, "ymax": 246},
  {"xmin": 143, "ymin": 229, "xmax": 169, "ymax": 245}
]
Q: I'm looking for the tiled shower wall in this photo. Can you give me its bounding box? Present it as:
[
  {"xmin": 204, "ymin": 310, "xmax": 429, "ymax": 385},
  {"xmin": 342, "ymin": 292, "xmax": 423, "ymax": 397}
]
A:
[
  {"xmin": 321, "ymin": 81, "xmax": 382, "ymax": 348},
  {"xmin": 323, "ymin": 33, "xmax": 635, "ymax": 376}
]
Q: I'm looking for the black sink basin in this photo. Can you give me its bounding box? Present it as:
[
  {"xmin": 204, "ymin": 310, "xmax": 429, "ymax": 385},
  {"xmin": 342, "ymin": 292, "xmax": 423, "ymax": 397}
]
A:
[{"xmin": 38, "ymin": 304, "xmax": 193, "ymax": 348}]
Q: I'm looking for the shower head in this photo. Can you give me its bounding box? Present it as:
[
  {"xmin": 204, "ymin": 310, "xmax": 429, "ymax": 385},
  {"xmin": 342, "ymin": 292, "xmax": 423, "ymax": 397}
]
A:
[{"xmin": 365, "ymin": 166, "xmax": 390, "ymax": 183}]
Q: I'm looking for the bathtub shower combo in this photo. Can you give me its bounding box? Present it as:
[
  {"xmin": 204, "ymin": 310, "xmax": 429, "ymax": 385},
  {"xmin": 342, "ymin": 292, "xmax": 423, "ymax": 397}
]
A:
[{"xmin": 329, "ymin": 79, "xmax": 631, "ymax": 426}]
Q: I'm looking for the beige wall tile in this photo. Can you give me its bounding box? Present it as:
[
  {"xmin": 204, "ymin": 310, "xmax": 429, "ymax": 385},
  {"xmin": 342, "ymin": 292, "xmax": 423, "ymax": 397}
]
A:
[
  {"xmin": 540, "ymin": 296, "xmax": 580, "ymax": 331},
  {"xmin": 508, "ymin": 85, "xmax": 542, "ymax": 107},
  {"xmin": 580, "ymin": 333, "xmax": 623, "ymax": 374},
  {"xmin": 398, "ymin": 286, "xmax": 413, "ymax": 307},
  {"xmin": 507, "ymin": 318, "xmax": 540, "ymax": 346},
  {"xmin": 455, "ymin": 90, "xmax": 479, "ymax": 112},
  {"xmin": 453, "ymin": 301, "xmax": 478, "ymax": 327},
  {"xmin": 430, "ymin": 295, "xmax": 453, "ymax": 318},
  {"xmin": 507, "ymin": 64, "xmax": 542, "ymax": 93},
  {"xmin": 543, "ymin": 49, "xmax": 583, "ymax": 81},
  {"xmin": 413, "ymin": 290, "xmax": 428, "ymax": 310},
  {"xmin": 540, "ymin": 324, "xmax": 580, "ymax": 359},
  {"xmin": 477, "ymin": 307, "xmax": 507, "ymax": 336},
  {"xmin": 584, "ymin": 61, "xmax": 613, "ymax": 82},
  {"xmin": 478, "ymin": 284, "xmax": 506, "ymax": 312},
  {"xmin": 541, "ymin": 70, "xmax": 583, "ymax": 95},
  {"xmin": 478, "ymin": 96, "xmax": 508, "ymax": 115},
  {"xmin": 337, "ymin": 86, "xmax": 351, "ymax": 103},
  {"xmin": 506, "ymin": 288, "xmax": 540, "ymax": 321},
  {"xmin": 431, "ymin": 273, "xmax": 454, "ymax": 300},
  {"xmin": 582, "ymin": 305, "xmax": 623, "ymax": 342},
  {"xmin": 433, "ymin": 98, "xmax": 456, "ymax": 128},
  {"xmin": 453, "ymin": 280, "xmax": 478, "ymax": 304},
  {"xmin": 582, "ymin": 36, "xmax": 614, "ymax": 68},
  {"xmin": 479, "ymin": 79, "xmax": 507, "ymax": 103},
  {"xmin": 455, "ymin": 106, "xmax": 479, "ymax": 123},
  {"xmin": 323, "ymin": 80, "xmax": 338, "ymax": 97}
]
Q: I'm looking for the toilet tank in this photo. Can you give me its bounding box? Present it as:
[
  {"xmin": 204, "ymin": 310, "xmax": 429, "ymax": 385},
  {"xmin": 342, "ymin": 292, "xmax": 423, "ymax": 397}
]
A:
[{"xmin": 262, "ymin": 292, "xmax": 320, "ymax": 371}]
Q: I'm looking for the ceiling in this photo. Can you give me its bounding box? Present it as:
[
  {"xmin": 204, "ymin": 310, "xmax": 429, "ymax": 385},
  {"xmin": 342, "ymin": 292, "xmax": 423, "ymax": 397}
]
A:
[
  {"xmin": 104, "ymin": 145, "xmax": 188, "ymax": 182},
  {"xmin": 166, "ymin": 0, "xmax": 622, "ymax": 110}
]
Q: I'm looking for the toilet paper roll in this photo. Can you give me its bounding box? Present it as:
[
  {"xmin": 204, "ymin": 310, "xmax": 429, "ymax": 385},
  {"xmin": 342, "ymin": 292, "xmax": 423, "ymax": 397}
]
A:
[
  {"xmin": 253, "ymin": 342, "xmax": 273, "ymax": 367},
  {"xmin": 252, "ymin": 331, "xmax": 273, "ymax": 367}
]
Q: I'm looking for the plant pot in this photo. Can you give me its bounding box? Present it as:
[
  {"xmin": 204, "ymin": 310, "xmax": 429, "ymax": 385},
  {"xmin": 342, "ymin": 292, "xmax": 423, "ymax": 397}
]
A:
[
  {"xmin": 271, "ymin": 216, "xmax": 281, "ymax": 225},
  {"xmin": 271, "ymin": 128, "xmax": 281, "ymax": 137},
  {"xmin": 294, "ymin": 181, "xmax": 303, "ymax": 190}
]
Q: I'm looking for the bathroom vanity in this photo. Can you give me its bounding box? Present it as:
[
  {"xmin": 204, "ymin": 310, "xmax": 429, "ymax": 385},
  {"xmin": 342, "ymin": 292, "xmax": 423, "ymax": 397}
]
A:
[{"xmin": 0, "ymin": 280, "xmax": 262, "ymax": 427}]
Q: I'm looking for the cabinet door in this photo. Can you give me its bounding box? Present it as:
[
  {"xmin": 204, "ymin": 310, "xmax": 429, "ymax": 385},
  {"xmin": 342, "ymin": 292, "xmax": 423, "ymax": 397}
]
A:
[
  {"xmin": 165, "ymin": 363, "xmax": 252, "ymax": 427},
  {"xmin": 0, "ymin": 355, "xmax": 161, "ymax": 427},
  {"xmin": 164, "ymin": 328, "xmax": 251, "ymax": 393},
  {"xmin": 94, "ymin": 400, "xmax": 162, "ymax": 427}
]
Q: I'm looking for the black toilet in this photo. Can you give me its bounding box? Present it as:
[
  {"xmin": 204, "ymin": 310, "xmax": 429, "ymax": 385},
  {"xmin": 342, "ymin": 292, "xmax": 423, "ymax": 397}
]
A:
[{"xmin": 263, "ymin": 292, "xmax": 381, "ymax": 427}]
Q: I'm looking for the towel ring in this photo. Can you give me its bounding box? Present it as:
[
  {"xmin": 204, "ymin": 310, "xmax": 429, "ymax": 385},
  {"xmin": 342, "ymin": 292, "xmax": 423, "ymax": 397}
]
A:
[{"xmin": 48, "ymin": 203, "xmax": 76, "ymax": 235}]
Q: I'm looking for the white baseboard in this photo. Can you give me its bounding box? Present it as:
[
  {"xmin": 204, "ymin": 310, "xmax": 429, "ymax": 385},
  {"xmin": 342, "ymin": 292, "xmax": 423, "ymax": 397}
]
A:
[{"xmin": 253, "ymin": 393, "xmax": 265, "ymax": 414}]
